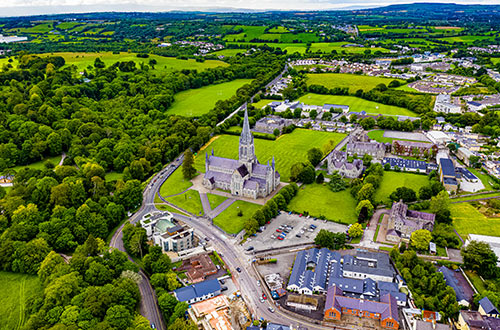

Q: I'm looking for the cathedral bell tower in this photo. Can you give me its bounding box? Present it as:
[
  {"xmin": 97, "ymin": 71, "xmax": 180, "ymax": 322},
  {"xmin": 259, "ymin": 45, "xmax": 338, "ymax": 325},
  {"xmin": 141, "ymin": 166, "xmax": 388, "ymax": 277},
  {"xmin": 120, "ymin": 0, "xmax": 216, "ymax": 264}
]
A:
[{"xmin": 239, "ymin": 106, "xmax": 256, "ymax": 170}]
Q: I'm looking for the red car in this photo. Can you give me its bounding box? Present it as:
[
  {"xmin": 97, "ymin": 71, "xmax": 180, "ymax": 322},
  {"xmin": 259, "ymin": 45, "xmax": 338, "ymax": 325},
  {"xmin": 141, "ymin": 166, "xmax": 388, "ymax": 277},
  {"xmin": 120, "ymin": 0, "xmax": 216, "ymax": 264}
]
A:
[
  {"xmin": 299, "ymin": 214, "xmax": 303, "ymax": 217},
  {"xmin": 276, "ymin": 229, "xmax": 282, "ymax": 233},
  {"xmin": 262, "ymin": 293, "xmax": 267, "ymax": 300},
  {"xmin": 277, "ymin": 236, "xmax": 284, "ymax": 240}
]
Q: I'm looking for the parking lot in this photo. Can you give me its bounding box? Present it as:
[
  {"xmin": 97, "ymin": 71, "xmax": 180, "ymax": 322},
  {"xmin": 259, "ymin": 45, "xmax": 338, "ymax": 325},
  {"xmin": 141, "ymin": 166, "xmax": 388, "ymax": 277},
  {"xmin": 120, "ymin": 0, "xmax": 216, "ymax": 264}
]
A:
[{"xmin": 243, "ymin": 212, "xmax": 348, "ymax": 252}]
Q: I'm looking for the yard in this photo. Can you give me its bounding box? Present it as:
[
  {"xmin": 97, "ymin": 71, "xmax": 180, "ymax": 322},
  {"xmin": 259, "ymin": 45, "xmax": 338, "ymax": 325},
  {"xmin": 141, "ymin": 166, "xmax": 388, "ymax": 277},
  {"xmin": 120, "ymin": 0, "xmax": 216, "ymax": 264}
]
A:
[
  {"xmin": 165, "ymin": 190, "xmax": 204, "ymax": 216},
  {"xmin": 374, "ymin": 171, "xmax": 430, "ymax": 204},
  {"xmin": 451, "ymin": 202, "xmax": 500, "ymax": 239},
  {"xmin": 288, "ymin": 183, "xmax": 358, "ymax": 224},
  {"xmin": 298, "ymin": 93, "xmax": 416, "ymax": 117},
  {"xmin": 305, "ymin": 73, "xmax": 405, "ymax": 94},
  {"xmin": 167, "ymin": 79, "xmax": 253, "ymax": 117},
  {"xmin": 194, "ymin": 129, "xmax": 346, "ymax": 182},
  {"xmin": 0, "ymin": 271, "xmax": 43, "ymax": 330},
  {"xmin": 213, "ymin": 200, "xmax": 261, "ymax": 234}
]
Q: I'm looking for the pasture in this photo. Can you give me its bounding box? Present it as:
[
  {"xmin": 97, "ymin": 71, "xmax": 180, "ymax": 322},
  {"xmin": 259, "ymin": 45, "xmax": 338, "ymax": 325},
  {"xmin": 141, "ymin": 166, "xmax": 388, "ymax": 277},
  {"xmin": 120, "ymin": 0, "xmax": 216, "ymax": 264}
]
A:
[
  {"xmin": 213, "ymin": 200, "xmax": 261, "ymax": 234},
  {"xmin": 0, "ymin": 271, "xmax": 42, "ymax": 330},
  {"xmin": 194, "ymin": 129, "xmax": 346, "ymax": 182},
  {"xmin": 374, "ymin": 171, "xmax": 430, "ymax": 204},
  {"xmin": 298, "ymin": 93, "xmax": 416, "ymax": 116},
  {"xmin": 451, "ymin": 203, "xmax": 500, "ymax": 239},
  {"xmin": 224, "ymin": 25, "xmax": 267, "ymax": 42},
  {"xmin": 437, "ymin": 35, "xmax": 495, "ymax": 43},
  {"xmin": 168, "ymin": 79, "xmax": 253, "ymax": 117},
  {"xmin": 305, "ymin": 73, "xmax": 405, "ymax": 94},
  {"xmin": 309, "ymin": 42, "xmax": 388, "ymax": 54},
  {"xmin": 288, "ymin": 183, "xmax": 358, "ymax": 224}
]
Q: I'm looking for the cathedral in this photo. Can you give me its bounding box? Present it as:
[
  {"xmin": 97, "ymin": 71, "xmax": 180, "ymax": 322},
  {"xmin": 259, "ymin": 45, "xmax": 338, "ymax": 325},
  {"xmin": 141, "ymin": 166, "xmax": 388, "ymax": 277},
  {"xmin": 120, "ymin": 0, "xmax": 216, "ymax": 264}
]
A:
[{"xmin": 202, "ymin": 108, "xmax": 280, "ymax": 199}]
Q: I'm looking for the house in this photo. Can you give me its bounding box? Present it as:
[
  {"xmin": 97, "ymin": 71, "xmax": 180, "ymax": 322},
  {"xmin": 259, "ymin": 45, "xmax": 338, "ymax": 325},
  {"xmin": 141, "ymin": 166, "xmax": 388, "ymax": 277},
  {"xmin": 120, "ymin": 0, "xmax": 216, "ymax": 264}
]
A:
[
  {"xmin": 386, "ymin": 201, "xmax": 435, "ymax": 243},
  {"xmin": 465, "ymin": 234, "xmax": 500, "ymax": 267},
  {"xmin": 346, "ymin": 130, "xmax": 387, "ymax": 160},
  {"xmin": 410, "ymin": 321, "xmax": 450, "ymax": 330},
  {"xmin": 327, "ymin": 151, "xmax": 363, "ymax": 178},
  {"xmin": 391, "ymin": 140, "xmax": 437, "ymax": 159},
  {"xmin": 342, "ymin": 252, "xmax": 395, "ymax": 282},
  {"xmin": 324, "ymin": 286, "xmax": 399, "ymax": 329},
  {"xmin": 203, "ymin": 107, "xmax": 280, "ymax": 199},
  {"xmin": 254, "ymin": 116, "xmax": 291, "ymax": 134},
  {"xmin": 141, "ymin": 211, "xmax": 195, "ymax": 253},
  {"xmin": 458, "ymin": 310, "xmax": 500, "ymax": 330},
  {"xmin": 457, "ymin": 147, "xmax": 476, "ymax": 167},
  {"xmin": 479, "ymin": 297, "xmax": 500, "ymax": 317},
  {"xmin": 174, "ymin": 279, "xmax": 221, "ymax": 304},
  {"xmin": 189, "ymin": 295, "xmax": 233, "ymax": 330},
  {"xmin": 439, "ymin": 158, "xmax": 459, "ymax": 192},
  {"xmin": 178, "ymin": 253, "xmax": 218, "ymax": 283},
  {"xmin": 438, "ymin": 266, "xmax": 471, "ymax": 307}
]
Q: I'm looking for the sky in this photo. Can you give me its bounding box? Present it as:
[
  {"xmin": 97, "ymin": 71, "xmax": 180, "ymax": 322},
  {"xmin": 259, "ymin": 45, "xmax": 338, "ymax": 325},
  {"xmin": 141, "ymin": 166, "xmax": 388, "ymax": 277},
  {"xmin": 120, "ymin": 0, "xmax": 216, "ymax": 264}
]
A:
[{"xmin": 0, "ymin": 0, "xmax": 500, "ymax": 17}]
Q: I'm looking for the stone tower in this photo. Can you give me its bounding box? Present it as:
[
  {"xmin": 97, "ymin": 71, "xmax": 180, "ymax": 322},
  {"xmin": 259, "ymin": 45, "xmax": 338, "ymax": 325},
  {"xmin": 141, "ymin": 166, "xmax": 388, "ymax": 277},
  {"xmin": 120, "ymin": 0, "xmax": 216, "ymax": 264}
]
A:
[{"xmin": 239, "ymin": 106, "xmax": 256, "ymax": 169}]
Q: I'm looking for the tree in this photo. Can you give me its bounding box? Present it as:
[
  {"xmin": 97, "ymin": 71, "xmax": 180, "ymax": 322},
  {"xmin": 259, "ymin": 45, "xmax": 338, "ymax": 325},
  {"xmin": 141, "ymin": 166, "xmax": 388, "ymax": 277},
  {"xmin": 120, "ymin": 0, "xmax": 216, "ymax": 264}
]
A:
[
  {"xmin": 244, "ymin": 217, "xmax": 259, "ymax": 234},
  {"xmin": 419, "ymin": 185, "xmax": 433, "ymax": 200},
  {"xmin": 390, "ymin": 187, "xmax": 417, "ymax": 203},
  {"xmin": 307, "ymin": 148, "xmax": 323, "ymax": 167},
  {"xmin": 357, "ymin": 183, "xmax": 375, "ymax": 202},
  {"xmin": 182, "ymin": 150, "xmax": 197, "ymax": 180},
  {"xmin": 314, "ymin": 229, "xmax": 346, "ymax": 250},
  {"xmin": 273, "ymin": 128, "xmax": 280, "ymax": 137},
  {"xmin": 158, "ymin": 293, "xmax": 178, "ymax": 321},
  {"xmin": 309, "ymin": 109, "xmax": 318, "ymax": 120},
  {"xmin": 105, "ymin": 305, "xmax": 133, "ymax": 330},
  {"xmin": 462, "ymin": 240, "xmax": 499, "ymax": 279},
  {"xmin": 410, "ymin": 229, "xmax": 432, "ymax": 250},
  {"xmin": 348, "ymin": 223, "xmax": 363, "ymax": 238},
  {"xmin": 355, "ymin": 200, "xmax": 374, "ymax": 221},
  {"xmin": 316, "ymin": 172, "xmax": 324, "ymax": 184},
  {"xmin": 430, "ymin": 190, "xmax": 450, "ymax": 214}
]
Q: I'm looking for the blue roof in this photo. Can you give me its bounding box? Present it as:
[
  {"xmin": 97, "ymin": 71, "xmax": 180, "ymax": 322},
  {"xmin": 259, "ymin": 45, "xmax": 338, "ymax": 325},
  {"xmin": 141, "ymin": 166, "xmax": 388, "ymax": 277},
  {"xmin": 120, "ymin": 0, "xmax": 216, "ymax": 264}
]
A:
[
  {"xmin": 443, "ymin": 177, "xmax": 458, "ymax": 185},
  {"xmin": 381, "ymin": 290, "xmax": 407, "ymax": 303},
  {"xmin": 457, "ymin": 167, "xmax": 478, "ymax": 181},
  {"xmin": 174, "ymin": 279, "xmax": 221, "ymax": 302},
  {"xmin": 324, "ymin": 104, "xmax": 349, "ymax": 110},
  {"xmin": 267, "ymin": 323, "xmax": 291, "ymax": 330},
  {"xmin": 438, "ymin": 266, "xmax": 468, "ymax": 303},
  {"xmin": 479, "ymin": 297, "xmax": 499, "ymax": 315},
  {"xmin": 382, "ymin": 157, "xmax": 428, "ymax": 171},
  {"xmin": 378, "ymin": 281, "xmax": 399, "ymax": 293},
  {"xmin": 330, "ymin": 277, "xmax": 364, "ymax": 294},
  {"xmin": 440, "ymin": 158, "xmax": 456, "ymax": 177},
  {"xmin": 468, "ymin": 101, "xmax": 482, "ymax": 106}
]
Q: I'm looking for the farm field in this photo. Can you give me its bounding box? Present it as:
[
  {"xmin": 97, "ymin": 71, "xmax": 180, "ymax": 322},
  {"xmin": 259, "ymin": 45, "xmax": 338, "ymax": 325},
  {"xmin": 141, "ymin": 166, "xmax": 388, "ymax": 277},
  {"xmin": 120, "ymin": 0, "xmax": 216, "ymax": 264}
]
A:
[
  {"xmin": 288, "ymin": 183, "xmax": 358, "ymax": 224},
  {"xmin": 207, "ymin": 193, "xmax": 227, "ymax": 210},
  {"xmin": 224, "ymin": 25, "xmax": 267, "ymax": 42},
  {"xmin": 13, "ymin": 155, "xmax": 62, "ymax": 172},
  {"xmin": 35, "ymin": 52, "xmax": 228, "ymax": 73},
  {"xmin": 194, "ymin": 129, "xmax": 346, "ymax": 182},
  {"xmin": 165, "ymin": 189, "xmax": 203, "ymax": 216},
  {"xmin": 268, "ymin": 26, "xmax": 289, "ymax": 33},
  {"xmin": 437, "ymin": 35, "xmax": 495, "ymax": 43},
  {"xmin": 168, "ymin": 79, "xmax": 253, "ymax": 117},
  {"xmin": 305, "ymin": 73, "xmax": 404, "ymax": 93},
  {"xmin": 298, "ymin": 93, "xmax": 416, "ymax": 116},
  {"xmin": 226, "ymin": 42, "xmax": 307, "ymax": 54},
  {"xmin": 7, "ymin": 22, "xmax": 53, "ymax": 34},
  {"xmin": 0, "ymin": 271, "xmax": 43, "ymax": 330},
  {"xmin": 451, "ymin": 202, "xmax": 500, "ymax": 239},
  {"xmin": 213, "ymin": 200, "xmax": 261, "ymax": 234},
  {"xmin": 309, "ymin": 42, "xmax": 388, "ymax": 54},
  {"xmin": 210, "ymin": 49, "xmax": 245, "ymax": 57},
  {"xmin": 159, "ymin": 168, "xmax": 194, "ymax": 197},
  {"xmin": 374, "ymin": 171, "xmax": 430, "ymax": 204}
]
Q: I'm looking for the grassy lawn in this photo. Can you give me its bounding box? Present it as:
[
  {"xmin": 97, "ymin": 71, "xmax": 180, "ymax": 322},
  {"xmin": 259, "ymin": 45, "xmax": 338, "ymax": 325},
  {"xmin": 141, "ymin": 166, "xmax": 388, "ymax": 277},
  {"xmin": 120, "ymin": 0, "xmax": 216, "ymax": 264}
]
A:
[
  {"xmin": 159, "ymin": 168, "xmax": 193, "ymax": 197},
  {"xmin": 252, "ymin": 98, "xmax": 278, "ymax": 109},
  {"xmin": 288, "ymin": 183, "xmax": 358, "ymax": 224},
  {"xmin": 104, "ymin": 171, "xmax": 124, "ymax": 181},
  {"xmin": 367, "ymin": 130, "xmax": 429, "ymax": 143},
  {"xmin": 305, "ymin": 73, "xmax": 404, "ymax": 94},
  {"xmin": 451, "ymin": 203, "xmax": 500, "ymax": 239},
  {"xmin": 213, "ymin": 200, "xmax": 261, "ymax": 234},
  {"xmin": 452, "ymin": 191, "xmax": 500, "ymax": 202},
  {"xmin": 35, "ymin": 52, "xmax": 228, "ymax": 73},
  {"xmin": 194, "ymin": 129, "xmax": 346, "ymax": 182},
  {"xmin": 468, "ymin": 168, "xmax": 495, "ymax": 191},
  {"xmin": 0, "ymin": 271, "xmax": 43, "ymax": 330},
  {"xmin": 12, "ymin": 155, "xmax": 62, "ymax": 172},
  {"xmin": 165, "ymin": 190, "xmax": 204, "ymax": 216},
  {"xmin": 465, "ymin": 270, "xmax": 486, "ymax": 293},
  {"xmin": 168, "ymin": 79, "xmax": 253, "ymax": 117},
  {"xmin": 394, "ymin": 84, "xmax": 418, "ymax": 92},
  {"xmin": 210, "ymin": 49, "xmax": 245, "ymax": 57},
  {"xmin": 207, "ymin": 193, "xmax": 227, "ymax": 210},
  {"xmin": 299, "ymin": 93, "xmax": 416, "ymax": 117},
  {"xmin": 375, "ymin": 171, "xmax": 429, "ymax": 204}
]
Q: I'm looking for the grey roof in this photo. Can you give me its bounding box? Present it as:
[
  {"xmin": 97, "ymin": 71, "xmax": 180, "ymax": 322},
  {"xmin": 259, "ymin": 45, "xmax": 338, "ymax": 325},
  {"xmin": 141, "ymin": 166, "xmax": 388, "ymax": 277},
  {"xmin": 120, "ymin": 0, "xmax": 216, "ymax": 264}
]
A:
[
  {"xmin": 207, "ymin": 155, "xmax": 239, "ymax": 170},
  {"xmin": 479, "ymin": 297, "xmax": 499, "ymax": 315},
  {"xmin": 174, "ymin": 279, "xmax": 221, "ymax": 302},
  {"xmin": 342, "ymin": 252, "xmax": 395, "ymax": 279},
  {"xmin": 329, "ymin": 278, "xmax": 364, "ymax": 294},
  {"xmin": 205, "ymin": 170, "xmax": 232, "ymax": 183},
  {"xmin": 413, "ymin": 320, "xmax": 450, "ymax": 330},
  {"xmin": 378, "ymin": 281, "xmax": 399, "ymax": 293},
  {"xmin": 237, "ymin": 164, "xmax": 249, "ymax": 177},
  {"xmin": 440, "ymin": 158, "xmax": 456, "ymax": 177},
  {"xmin": 244, "ymin": 180, "xmax": 258, "ymax": 190},
  {"xmin": 266, "ymin": 324, "xmax": 291, "ymax": 330},
  {"xmin": 457, "ymin": 167, "xmax": 478, "ymax": 181},
  {"xmin": 380, "ymin": 290, "xmax": 407, "ymax": 303},
  {"xmin": 438, "ymin": 266, "xmax": 468, "ymax": 303},
  {"xmin": 252, "ymin": 163, "xmax": 269, "ymax": 176}
]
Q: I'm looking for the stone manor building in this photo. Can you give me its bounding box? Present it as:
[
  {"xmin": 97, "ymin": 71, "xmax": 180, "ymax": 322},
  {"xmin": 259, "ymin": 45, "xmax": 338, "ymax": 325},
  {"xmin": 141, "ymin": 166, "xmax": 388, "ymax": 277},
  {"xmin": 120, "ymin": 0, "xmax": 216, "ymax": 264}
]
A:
[{"xmin": 202, "ymin": 108, "xmax": 280, "ymax": 199}]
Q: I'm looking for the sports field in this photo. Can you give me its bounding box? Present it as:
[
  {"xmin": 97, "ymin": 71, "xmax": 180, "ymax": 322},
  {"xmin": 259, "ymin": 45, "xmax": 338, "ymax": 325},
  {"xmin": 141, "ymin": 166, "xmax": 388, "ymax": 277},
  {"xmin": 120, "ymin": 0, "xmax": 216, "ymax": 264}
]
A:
[
  {"xmin": 168, "ymin": 79, "xmax": 253, "ymax": 117},
  {"xmin": 213, "ymin": 200, "xmax": 261, "ymax": 234},
  {"xmin": 194, "ymin": 129, "xmax": 345, "ymax": 182},
  {"xmin": 298, "ymin": 93, "xmax": 416, "ymax": 117},
  {"xmin": 451, "ymin": 203, "xmax": 500, "ymax": 239},
  {"xmin": 0, "ymin": 271, "xmax": 42, "ymax": 330},
  {"xmin": 35, "ymin": 52, "xmax": 228, "ymax": 73},
  {"xmin": 288, "ymin": 183, "xmax": 358, "ymax": 224},
  {"xmin": 305, "ymin": 73, "xmax": 405, "ymax": 94},
  {"xmin": 374, "ymin": 171, "xmax": 429, "ymax": 204}
]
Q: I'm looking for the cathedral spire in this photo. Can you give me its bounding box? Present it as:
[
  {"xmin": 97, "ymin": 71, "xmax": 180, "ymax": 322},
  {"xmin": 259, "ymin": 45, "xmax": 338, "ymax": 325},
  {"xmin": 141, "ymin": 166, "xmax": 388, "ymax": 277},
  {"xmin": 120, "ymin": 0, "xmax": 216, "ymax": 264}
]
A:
[
  {"xmin": 239, "ymin": 105, "xmax": 256, "ymax": 165},
  {"xmin": 240, "ymin": 105, "xmax": 253, "ymax": 145}
]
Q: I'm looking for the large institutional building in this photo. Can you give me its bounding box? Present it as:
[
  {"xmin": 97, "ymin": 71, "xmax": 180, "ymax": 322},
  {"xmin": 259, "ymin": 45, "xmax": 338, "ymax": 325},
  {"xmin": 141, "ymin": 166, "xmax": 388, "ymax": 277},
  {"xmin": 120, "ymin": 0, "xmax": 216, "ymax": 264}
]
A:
[{"xmin": 202, "ymin": 108, "xmax": 280, "ymax": 199}]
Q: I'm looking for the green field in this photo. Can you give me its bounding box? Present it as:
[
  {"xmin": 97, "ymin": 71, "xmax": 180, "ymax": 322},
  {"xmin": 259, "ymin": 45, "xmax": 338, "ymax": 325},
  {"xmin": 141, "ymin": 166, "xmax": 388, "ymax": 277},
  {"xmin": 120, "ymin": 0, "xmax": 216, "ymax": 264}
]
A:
[
  {"xmin": 207, "ymin": 193, "xmax": 227, "ymax": 210},
  {"xmin": 224, "ymin": 26, "xmax": 267, "ymax": 42},
  {"xmin": 210, "ymin": 49, "xmax": 246, "ymax": 57},
  {"xmin": 298, "ymin": 93, "xmax": 416, "ymax": 117},
  {"xmin": 36, "ymin": 52, "xmax": 228, "ymax": 73},
  {"xmin": 374, "ymin": 171, "xmax": 430, "ymax": 204},
  {"xmin": 252, "ymin": 98, "xmax": 277, "ymax": 109},
  {"xmin": 13, "ymin": 155, "xmax": 62, "ymax": 172},
  {"xmin": 268, "ymin": 26, "xmax": 289, "ymax": 33},
  {"xmin": 8, "ymin": 23, "xmax": 53, "ymax": 34},
  {"xmin": 159, "ymin": 168, "xmax": 194, "ymax": 197},
  {"xmin": 305, "ymin": 73, "xmax": 405, "ymax": 94},
  {"xmin": 194, "ymin": 129, "xmax": 346, "ymax": 182},
  {"xmin": 168, "ymin": 79, "xmax": 253, "ymax": 117},
  {"xmin": 165, "ymin": 190, "xmax": 203, "ymax": 216},
  {"xmin": 56, "ymin": 22, "xmax": 82, "ymax": 30},
  {"xmin": 451, "ymin": 203, "xmax": 500, "ymax": 239},
  {"xmin": 437, "ymin": 35, "xmax": 495, "ymax": 43},
  {"xmin": 468, "ymin": 168, "xmax": 495, "ymax": 191},
  {"xmin": 213, "ymin": 200, "xmax": 262, "ymax": 234},
  {"xmin": 288, "ymin": 183, "xmax": 357, "ymax": 224},
  {"xmin": 0, "ymin": 271, "xmax": 43, "ymax": 330},
  {"xmin": 104, "ymin": 171, "xmax": 124, "ymax": 181},
  {"xmin": 367, "ymin": 130, "xmax": 429, "ymax": 144},
  {"xmin": 309, "ymin": 42, "xmax": 388, "ymax": 54}
]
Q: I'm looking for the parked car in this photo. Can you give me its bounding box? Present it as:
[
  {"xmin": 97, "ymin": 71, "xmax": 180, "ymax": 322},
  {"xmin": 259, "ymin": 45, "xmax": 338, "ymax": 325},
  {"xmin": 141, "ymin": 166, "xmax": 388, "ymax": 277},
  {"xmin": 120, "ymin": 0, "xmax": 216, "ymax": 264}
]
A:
[
  {"xmin": 270, "ymin": 235, "xmax": 276, "ymax": 239},
  {"xmin": 246, "ymin": 246, "xmax": 254, "ymax": 251},
  {"xmin": 262, "ymin": 293, "xmax": 267, "ymax": 300},
  {"xmin": 220, "ymin": 279, "xmax": 225, "ymax": 284},
  {"xmin": 221, "ymin": 286, "xmax": 228, "ymax": 292},
  {"xmin": 257, "ymin": 280, "xmax": 261, "ymax": 287},
  {"xmin": 277, "ymin": 236, "xmax": 284, "ymax": 241},
  {"xmin": 236, "ymin": 267, "xmax": 242, "ymax": 273},
  {"xmin": 276, "ymin": 229, "xmax": 282, "ymax": 233},
  {"xmin": 260, "ymin": 297, "xmax": 265, "ymax": 303},
  {"xmin": 296, "ymin": 234, "xmax": 302, "ymax": 238},
  {"xmin": 151, "ymin": 323, "xmax": 156, "ymax": 329}
]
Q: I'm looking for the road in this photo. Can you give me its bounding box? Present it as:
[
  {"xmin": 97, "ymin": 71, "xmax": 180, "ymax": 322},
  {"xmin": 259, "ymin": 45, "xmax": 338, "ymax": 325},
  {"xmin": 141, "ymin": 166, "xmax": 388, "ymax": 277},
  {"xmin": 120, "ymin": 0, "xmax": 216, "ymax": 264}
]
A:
[{"xmin": 109, "ymin": 155, "xmax": 184, "ymax": 330}]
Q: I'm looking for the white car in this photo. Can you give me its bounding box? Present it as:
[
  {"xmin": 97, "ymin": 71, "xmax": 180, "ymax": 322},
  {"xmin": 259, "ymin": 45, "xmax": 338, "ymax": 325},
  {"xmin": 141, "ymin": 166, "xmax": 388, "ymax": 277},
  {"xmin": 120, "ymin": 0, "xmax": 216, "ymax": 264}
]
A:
[
  {"xmin": 257, "ymin": 280, "xmax": 261, "ymax": 287},
  {"xmin": 260, "ymin": 297, "xmax": 265, "ymax": 303}
]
